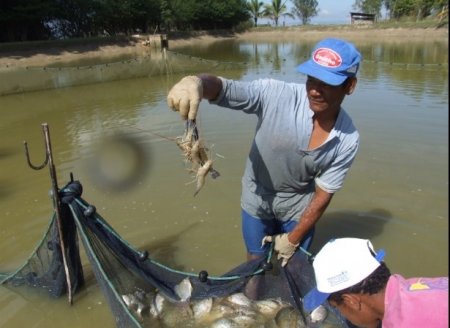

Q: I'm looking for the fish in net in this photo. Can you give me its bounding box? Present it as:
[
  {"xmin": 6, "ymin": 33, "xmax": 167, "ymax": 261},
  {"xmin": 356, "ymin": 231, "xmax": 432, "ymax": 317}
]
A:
[{"xmin": 1, "ymin": 180, "xmax": 355, "ymax": 328}]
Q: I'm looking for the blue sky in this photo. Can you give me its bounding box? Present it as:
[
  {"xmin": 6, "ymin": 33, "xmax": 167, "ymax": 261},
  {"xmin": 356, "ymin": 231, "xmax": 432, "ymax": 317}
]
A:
[
  {"xmin": 310, "ymin": 0, "xmax": 356, "ymax": 24},
  {"xmin": 260, "ymin": 0, "xmax": 381, "ymax": 25}
]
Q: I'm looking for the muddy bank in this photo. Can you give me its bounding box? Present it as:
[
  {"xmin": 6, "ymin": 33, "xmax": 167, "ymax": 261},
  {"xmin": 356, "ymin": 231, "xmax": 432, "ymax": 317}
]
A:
[{"xmin": 0, "ymin": 26, "xmax": 447, "ymax": 68}]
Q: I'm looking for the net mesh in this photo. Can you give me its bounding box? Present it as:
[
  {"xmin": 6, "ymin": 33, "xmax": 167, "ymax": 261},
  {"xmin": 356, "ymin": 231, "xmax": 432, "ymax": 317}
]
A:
[
  {"xmin": 0, "ymin": 199, "xmax": 84, "ymax": 298},
  {"xmin": 0, "ymin": 50, "xmax": 247, "ymax": 96},
  {"xmin": 1, "ymin": 180, "xmax": 353, "ymax": 328}
]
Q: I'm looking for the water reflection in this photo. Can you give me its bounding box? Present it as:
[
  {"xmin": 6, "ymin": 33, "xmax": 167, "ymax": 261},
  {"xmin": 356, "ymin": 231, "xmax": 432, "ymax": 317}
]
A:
[
  {"xmin": 359, "ymin": 41, "xmax": 448, "ymax": 64},
  {"xmin": 46, "ymin": 53, "xmax": 144, "ymax": 68},
  {"xmin": 169, "ymin": 39, "xmax": 252, "ymax": 63},
  {"xmin": 316, "ymin": 208, "xmax": 392, "ymax": 245},
  {"xmin": 176, "ymin": 39, "xmax": 448, "ymax": 65},
  {"xmin": 175, "ymin": 39, "xmax": 448, "ymax": 103}
]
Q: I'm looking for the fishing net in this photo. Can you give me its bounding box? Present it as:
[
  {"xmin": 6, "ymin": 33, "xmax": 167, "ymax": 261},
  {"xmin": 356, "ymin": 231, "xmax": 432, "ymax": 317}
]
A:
[
  {"xmin": 1, "ymin": 180, "xmax": 353, "ymax": 328},
  {"xmin": 0, "ymin": 49, "xmax": 246, "ymax": 96},
  {"xmin": 0, "ymin": 194, "xmax": 84, "ymax": 298}
]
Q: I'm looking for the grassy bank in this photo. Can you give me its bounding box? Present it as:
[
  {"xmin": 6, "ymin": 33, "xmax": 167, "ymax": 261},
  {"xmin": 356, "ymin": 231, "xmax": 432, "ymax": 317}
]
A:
[{"xmin": 165, "ymin": 18, "xmax": 448, "ymax": 46}]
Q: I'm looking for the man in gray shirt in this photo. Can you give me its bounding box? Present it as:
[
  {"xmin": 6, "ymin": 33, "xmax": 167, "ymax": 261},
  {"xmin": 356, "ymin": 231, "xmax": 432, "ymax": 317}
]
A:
[{"xmin": 167, "ymin": 38, "xmax": 361, "ymax": 267}]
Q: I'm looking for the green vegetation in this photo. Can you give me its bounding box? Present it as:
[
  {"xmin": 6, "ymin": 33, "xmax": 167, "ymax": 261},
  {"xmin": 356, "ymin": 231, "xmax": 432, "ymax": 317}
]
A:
[
  {"xmin": 291, "ymin": 0, "xmax": 319, "ymax": 25},
  {"xmin": 248, "ymin": 15, "xmax": 447, "ymax": 31},
  {"xmin": 353, "ymin": 0, "xmax": 447, "ymax": 20},
  {"xmin": 0, "ymin": 35, "xmax": 132, "ymax": 53},
  {"xmin": 0, "ymin": 0, "xmax": 447, "ymax": 43},
  {"xmin": 374, "ymin": 15, "xmax": 448, "ymax": 28},
  {"xmin": 262, "ymin": 0, "xmax": 293, "ymax": 26},
  {"xmin": 246, "ymin": 0, "xmax": 265, "ymax": 27},
  {"xmin": 0, "ymin": 0, "xmax": 250, "ymax": 42}
]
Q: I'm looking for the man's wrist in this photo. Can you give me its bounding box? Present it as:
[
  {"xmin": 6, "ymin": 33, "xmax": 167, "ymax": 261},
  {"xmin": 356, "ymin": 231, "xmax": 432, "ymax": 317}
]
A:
[
  {"xmin": 198, "ymin": 74, "xmax": 222, "ymax": 101},
  {"xmin": 286, "ymin": 233, "xmax": 300, "ymax": 247}
]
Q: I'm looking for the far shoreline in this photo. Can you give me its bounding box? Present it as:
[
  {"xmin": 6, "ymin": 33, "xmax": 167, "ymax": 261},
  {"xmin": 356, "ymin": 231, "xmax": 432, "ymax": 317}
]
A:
[
  {"xmin": 0, "ymin": 25, "xmax": 448, "ymax": 69},
  {"xmin": 175, "ymin": 26, "xmax": 448, "ymax": 44}
]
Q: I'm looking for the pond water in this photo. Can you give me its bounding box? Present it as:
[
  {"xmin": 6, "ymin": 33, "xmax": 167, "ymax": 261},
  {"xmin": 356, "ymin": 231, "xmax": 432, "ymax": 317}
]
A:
[{"xmin": 0, "ymin": 38, "xmax": 448, "ymax": 327}]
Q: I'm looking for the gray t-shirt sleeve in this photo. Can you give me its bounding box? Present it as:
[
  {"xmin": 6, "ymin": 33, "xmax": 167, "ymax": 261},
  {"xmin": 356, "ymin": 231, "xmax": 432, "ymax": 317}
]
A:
[
  {"xmin": 315, "ymin": 140, "xmax": 359, "ymax": 193},
  {"xmin": 209, "ymin": 77, "xmax": 276, "ymax": 115}
]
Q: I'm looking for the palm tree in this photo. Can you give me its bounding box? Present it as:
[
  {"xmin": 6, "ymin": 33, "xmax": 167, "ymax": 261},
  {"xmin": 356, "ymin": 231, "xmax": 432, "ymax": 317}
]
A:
[
  {"xmin": 291, "ymin": 0, "xmax": 319, "ymax": 25},
  {"xmin": 263, "ymin": 0, "xmax": 293, "ymax": 26},
  {"xmin": 247, "ymin": 0, "xmax": 265, "ymax": 27}
]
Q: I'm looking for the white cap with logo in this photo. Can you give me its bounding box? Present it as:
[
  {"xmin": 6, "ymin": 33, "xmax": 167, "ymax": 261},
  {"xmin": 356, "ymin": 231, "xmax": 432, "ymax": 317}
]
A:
[{"xmin": 303, "ymin": 238, "xmax": 385, "ymax": 311}]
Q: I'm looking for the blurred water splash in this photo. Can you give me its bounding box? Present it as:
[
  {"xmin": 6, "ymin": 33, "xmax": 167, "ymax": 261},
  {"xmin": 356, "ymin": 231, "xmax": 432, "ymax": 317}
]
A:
[{"xmin": 83, "ymin": 132, "xmax": 153, "ymax": 192}]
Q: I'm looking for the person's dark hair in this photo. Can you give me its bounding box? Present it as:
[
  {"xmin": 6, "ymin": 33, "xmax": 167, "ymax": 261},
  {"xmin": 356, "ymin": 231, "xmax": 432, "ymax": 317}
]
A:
[
  {"xmin": 341, "ymin": 77, "xmax": 351, "ymax": 87},
  {"xmin": 341, "ymin": 76, "xmax": 357, "ymax": 88},
  {"xmin": 328, "ymin": 262, "xmax": 391, "ymax": 305}
]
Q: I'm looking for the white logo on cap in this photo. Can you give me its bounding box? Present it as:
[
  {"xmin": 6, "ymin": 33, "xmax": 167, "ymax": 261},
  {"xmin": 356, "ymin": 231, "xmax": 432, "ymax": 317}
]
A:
[
  {"xmin": 313, "ymin": 48, "xmax": 342, "ymax": 68},
  {"xmin": 327, "ymin": 271, "xmax": 349, "ymax": 287}
]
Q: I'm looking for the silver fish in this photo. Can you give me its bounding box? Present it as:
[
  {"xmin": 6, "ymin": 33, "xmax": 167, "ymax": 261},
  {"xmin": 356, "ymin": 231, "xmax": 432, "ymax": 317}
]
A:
[
  {"xmin": 141, "ymin": 289, "xmax": 317, "ymax": 328},
  {"xmin": 275, "ymin": 306, "xmax": 306, "ymax": 328},
  {"xmin": 136, "ymin": 301, "xmax": 148, "ymax": 319},
  {"xmin": 149, "ymin": 292, "xmax": 165, "ymax": 318},
  {"xmin": 230, "ymin": 312, "xmax": 259, "ymax": 327},
  {"xmin": 307, "ymin": 304, "xmax": 328, "ymax": 324},
  {"xmin": 210, "ymin": 317, "xmax": 237, "ymax": 328},
  {"xmin": 121, "ymin": 293, "xmax": 148, "ymax": 320},
  {"xmin": 234, "ymin": 306, "xmax": 258, "ymax": 318},
  {"xmin": 255, "ymin": 298, "xmax": 286, "ymax": 317},
  {"xmin": 133, "ymin": 288, "xmax": 146, "ymax": 300},
  {"xmin": 121, "ymin": 294, "xmax": 136, "ymax": 309},
  {"xmin": 174, "ymin": 277, "xmax": 193, "ymax": 302},
  {"xmin": 204, "ymin": 303, "xmax": 236, "ymax": 323},
  {"xmin": 160, "ymin": 302, "xmax": 193, "ymax": 327},
  {"xmin": 264, "ymin": 318, "xmax": 279, "ymax": 328},
  {"xmin": 192, "ymin": 297, "xmax": 213, "ymax": 320},
  {"xmin": 225, "ymin": 292, "xmax": 253, "ymax": 308}
]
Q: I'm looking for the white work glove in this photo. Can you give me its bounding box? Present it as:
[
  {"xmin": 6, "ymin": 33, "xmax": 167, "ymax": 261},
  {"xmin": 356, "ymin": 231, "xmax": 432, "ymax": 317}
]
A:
[
  {"xmin": 167, "ymin": 76, "xmax": 203, "ymax": 120},
  {"xmin": 262, "ymin": 233, "xmax": 299, "ymax": 267}
]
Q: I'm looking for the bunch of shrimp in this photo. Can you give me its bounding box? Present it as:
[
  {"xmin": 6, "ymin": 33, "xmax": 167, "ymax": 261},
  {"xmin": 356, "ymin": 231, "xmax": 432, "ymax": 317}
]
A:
[{"xmin": 176, "ymin": 120, "xmax": 220, "ymax": 196}]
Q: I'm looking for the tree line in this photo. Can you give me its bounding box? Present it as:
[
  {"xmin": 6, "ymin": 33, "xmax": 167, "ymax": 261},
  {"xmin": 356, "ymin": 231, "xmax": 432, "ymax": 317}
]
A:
[
  {"xmin": 0, "ymin": 0, "xmax": 250, "ymax": 42},
  {"xmin": 0, "ymin": 0, "xmax": 447, "ymax": 42},
  {"xmin": 248, "ymin": 0, "xmax": 447, "ymax": 26},
  {"xmin": 353, "ymin": 0, "xmax": 447, "ymax": 20}
]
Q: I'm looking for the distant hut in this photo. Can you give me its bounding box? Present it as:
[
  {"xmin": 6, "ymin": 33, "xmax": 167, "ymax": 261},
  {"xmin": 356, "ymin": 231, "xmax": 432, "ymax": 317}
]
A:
[{"xmin": 350, "ymin": 12, "xmax": 376, "ymax": 25}]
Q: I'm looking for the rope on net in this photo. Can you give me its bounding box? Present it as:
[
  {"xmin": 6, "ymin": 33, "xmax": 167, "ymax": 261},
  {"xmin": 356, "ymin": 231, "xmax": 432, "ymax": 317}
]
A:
[{"xmin": 63, "ymin": 184, "xmax": 274, "ymax": 283}]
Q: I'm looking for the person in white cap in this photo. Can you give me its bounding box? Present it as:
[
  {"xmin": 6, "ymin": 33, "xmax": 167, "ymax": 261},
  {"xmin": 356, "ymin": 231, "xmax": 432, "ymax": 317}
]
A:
[
  {"xmin": 167, "ymin": 38, "xmax": 361, "ymax": 266},
  {"xmin": 303, "ymin": 238, "xmax": 449, "ymax": 328}
]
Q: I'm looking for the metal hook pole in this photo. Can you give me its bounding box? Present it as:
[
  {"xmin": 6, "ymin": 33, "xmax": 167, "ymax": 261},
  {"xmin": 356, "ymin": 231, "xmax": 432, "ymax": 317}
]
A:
[
  {"xmin": 23, "ymin": 123, "xmax": 73, "ymax": 305},
  {"xmin": 24, "ymin": 141, "xmax": 48, "ymax": 170}
]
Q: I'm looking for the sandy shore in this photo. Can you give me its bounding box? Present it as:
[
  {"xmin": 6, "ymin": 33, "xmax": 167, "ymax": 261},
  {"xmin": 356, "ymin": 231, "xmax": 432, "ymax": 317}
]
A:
[{"xmin": 0, "ymin": 26, "xmax": 447, "ymax": 68}]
